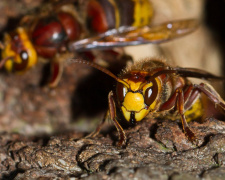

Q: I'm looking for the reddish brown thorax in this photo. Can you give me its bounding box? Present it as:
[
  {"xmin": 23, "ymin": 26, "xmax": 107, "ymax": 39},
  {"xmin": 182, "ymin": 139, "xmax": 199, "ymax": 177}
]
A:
[{"xmin": 32, "ymin": 12, "xmax": 82, "ymax": 58}]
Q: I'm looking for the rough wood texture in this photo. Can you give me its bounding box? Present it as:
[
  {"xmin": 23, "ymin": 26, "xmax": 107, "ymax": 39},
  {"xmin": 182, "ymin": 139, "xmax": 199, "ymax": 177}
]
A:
[{"xmin": 1, "ymin": 118, "xmax": 225, "ymax": 179}]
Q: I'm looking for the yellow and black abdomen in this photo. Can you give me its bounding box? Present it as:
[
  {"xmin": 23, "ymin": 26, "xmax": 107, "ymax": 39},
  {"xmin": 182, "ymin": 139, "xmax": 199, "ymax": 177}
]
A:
[
  {"xmin": 86, "ymin": 0, "xmax": 153, "ymax": 33},
  {"xmin": 184, "ymin": 98, "xmax": 204, "ymax": 123},
  {"xmin": 158, "ymin": 98, "xmax": 204, "ymax": 123},
  {"xmin": 157, "ymin": 74, "xmax": 204, "ymax": 123}
]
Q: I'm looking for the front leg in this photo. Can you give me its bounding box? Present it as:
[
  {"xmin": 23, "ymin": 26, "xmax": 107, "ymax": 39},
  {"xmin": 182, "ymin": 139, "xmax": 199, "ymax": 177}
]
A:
[
  {"xmin": 176, "ymin": 88, "xmax": 197, "ymax": 142},
  {"xmin": 160, "ymin": 86, "xmax": 197, "ymax": 142},
  {"xmin": 49, "ymin": 59, "xmax": 64, "ymax": 88},
  {"xmin": 86, "ymin": 91, "xmax": 126, "ymax": 147},
  {"xmin": 108, "ymin": 91, "xmax": 127, "ymax": 147},
  {"xmin": 49, "ymin": 52, "xmax": 74, "ymax": 88},
  {"xmin": 85, "ymin": 110, "xmax": 109, "ymax": 139}
]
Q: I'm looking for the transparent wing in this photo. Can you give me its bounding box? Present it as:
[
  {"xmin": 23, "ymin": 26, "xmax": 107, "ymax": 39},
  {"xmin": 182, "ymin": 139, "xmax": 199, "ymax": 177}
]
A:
[{"xmin": 69, "ymin": 19, "xmax": 199, "ymax": 52}]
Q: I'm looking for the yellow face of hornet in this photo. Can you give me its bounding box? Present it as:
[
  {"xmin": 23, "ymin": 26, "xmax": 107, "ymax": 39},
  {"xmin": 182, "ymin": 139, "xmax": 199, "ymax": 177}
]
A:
[
  {"xmin": 116, "ymin": 71, "xmax": 161, "ymax": 124},
  {"xmin": 1, "ymin": 27, "xmax": 37, "ymax": 73}
]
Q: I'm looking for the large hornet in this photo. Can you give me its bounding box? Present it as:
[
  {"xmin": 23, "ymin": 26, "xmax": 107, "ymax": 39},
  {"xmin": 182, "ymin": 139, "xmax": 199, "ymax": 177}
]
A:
[
  {"xmin": 0, "ymin": 0, "xmax": 198, "ymax": 87},
  {"xmin": 69, "ymin": 58, "xmax": 225, "ymax": 146}
]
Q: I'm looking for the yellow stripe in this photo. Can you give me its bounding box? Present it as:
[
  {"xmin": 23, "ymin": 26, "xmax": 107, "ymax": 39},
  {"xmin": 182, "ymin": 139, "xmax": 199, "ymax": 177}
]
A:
[
  {"xmin": 142, "ymin": 0, "xmax": 153, "ymax": 25},
  {"xmin": 185, "ymin": 98, "xmax": 203, "ymax": 122},
  {"xmin": 132, "ymin": 0, "xmax": 141, "ymax": 27},
  {"xmin": 132, "ymin": 0, "xmax": 153, "ymax": 27}
]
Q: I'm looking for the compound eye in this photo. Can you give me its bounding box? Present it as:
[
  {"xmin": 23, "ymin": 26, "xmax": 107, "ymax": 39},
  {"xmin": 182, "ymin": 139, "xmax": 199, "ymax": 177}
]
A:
[
  {"xmin": 144, "ymin": 82, "xmax": 158, "ymax": 106},
  {"xmin": 116, "ymin": 82, "xmax": 127, "ymax": 103},
  {"xmin": 20, "ymin": 50, "xmax": 29, "ymax": 61}
]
